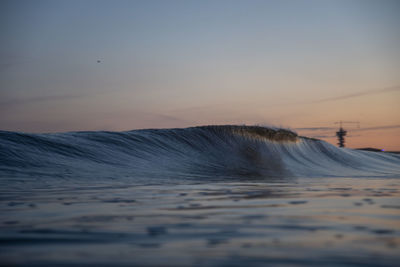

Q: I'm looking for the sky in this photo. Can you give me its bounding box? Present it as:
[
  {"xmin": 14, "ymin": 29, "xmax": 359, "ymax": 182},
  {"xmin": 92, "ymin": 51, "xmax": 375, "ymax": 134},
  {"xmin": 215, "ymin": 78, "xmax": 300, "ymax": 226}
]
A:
[{"xmin": 1, "ymin": 0, "xmax": 399, "ymax": 150}]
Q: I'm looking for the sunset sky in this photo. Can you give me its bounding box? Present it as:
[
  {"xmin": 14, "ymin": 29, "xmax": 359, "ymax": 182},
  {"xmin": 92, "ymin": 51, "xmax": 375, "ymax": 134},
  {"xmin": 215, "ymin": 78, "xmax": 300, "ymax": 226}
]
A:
[{"xmin": 1, "ymin": 0, "xmax": 399, "ymax": 150}]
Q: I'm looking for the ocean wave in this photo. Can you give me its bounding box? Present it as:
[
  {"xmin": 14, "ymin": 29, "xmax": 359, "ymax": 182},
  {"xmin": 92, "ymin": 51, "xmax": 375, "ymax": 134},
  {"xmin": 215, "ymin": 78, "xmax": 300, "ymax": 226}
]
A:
[{"xmin": 0, "ymin": 125, "xmax": 399, "ymax": 181}]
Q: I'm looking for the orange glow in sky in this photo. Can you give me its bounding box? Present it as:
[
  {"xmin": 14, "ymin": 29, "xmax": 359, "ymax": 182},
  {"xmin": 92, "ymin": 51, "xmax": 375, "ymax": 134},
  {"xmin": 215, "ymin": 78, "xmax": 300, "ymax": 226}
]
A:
[{"xmin": 1, "ymin": 1, "xmax": 399, "ymax": 150}]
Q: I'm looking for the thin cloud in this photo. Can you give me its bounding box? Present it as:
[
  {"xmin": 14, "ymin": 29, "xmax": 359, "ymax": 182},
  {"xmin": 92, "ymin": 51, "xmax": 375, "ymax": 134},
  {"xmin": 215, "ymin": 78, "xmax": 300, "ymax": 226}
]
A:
[
  {"xmin": 353, "ymin": 125, "xmax": 400, "ymax": 132},
  {"xmin": 307, "ymin": 135, "xmax": 336, "ymax": 138},
  {"xmin": 296, "ymin": 124, "xmax": 400, "ymax": 133},
  {"xmin": 312, "ymin": 86, "xmax": 400, "ymax": 103},
  {"xmin": 295, "ymin": 127, "xmax": 335, "ymax": 131},
  {"xmin": 148, "ymin": 113, "xmax": 189, "ymax": 125},
  {"xmin": 0, "ymin": 94, "xmax": 86, "ymax": 107}
]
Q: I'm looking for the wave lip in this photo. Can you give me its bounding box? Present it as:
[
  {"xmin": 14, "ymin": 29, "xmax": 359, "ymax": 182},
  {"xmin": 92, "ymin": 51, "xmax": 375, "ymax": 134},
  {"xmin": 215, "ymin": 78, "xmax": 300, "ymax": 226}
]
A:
[
  {"xmin": 0, "ymin": 125, "xmax": 399, "ymax": 181},
  {"xmin": 196, "ymin": 125, "xmax": 298, "ymax": 142}
]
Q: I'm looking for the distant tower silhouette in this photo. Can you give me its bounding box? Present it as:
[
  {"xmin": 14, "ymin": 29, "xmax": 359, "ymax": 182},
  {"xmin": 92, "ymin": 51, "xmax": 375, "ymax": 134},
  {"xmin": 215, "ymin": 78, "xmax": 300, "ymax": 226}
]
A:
[
  {"xmin": 334, "ymin": 121, "xmax": 359, "ymax": 148},
  {"xmin": 336, "ymin": 127, "xmax": 347, "ymax": 147}
]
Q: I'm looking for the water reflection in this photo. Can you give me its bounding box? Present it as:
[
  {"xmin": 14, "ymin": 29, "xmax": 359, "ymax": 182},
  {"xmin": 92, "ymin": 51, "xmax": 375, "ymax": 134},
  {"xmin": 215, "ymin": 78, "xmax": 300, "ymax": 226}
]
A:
[{"xmin": 0, "ymin": 177, "xmax": 399, "ymax": 266}]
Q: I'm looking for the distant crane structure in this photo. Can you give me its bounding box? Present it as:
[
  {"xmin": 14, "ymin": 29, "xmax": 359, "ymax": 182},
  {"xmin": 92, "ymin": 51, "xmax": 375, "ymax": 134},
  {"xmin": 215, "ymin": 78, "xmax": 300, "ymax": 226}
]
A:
[{"xmin": 334, "ymin": 121, "xmax": 360, "ymax": 148}]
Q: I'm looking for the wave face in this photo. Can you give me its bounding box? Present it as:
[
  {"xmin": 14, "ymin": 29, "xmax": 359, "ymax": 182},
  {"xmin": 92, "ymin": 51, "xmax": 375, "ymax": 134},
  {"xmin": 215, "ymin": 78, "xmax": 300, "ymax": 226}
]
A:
[{"xmin": 0, "ymin": 125, "xmax": 399, "ymax": 182}]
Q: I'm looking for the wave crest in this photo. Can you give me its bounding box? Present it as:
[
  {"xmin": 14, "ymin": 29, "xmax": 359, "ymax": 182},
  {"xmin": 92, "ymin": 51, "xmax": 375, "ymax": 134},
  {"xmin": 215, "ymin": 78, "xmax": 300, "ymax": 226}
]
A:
[{"xmin": 0, "ymin": 125, "xmax": 399, "ymax": 181}]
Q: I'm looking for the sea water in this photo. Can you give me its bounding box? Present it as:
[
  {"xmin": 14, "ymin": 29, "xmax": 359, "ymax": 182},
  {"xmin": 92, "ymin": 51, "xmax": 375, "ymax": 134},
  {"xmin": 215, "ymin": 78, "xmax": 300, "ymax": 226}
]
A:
[{"xmin": 1, "ymin": 126, "xmax": 399, "ymax": 266}]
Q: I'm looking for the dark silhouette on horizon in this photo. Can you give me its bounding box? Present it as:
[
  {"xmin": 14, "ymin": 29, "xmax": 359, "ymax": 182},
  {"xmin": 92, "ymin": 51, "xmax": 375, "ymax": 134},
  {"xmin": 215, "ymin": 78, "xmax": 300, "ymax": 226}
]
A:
[
  {"xmin": 336, "ymin": 127, "xmax": 347, "ymax": 147},
  {"xmin": 335, "ymin": 121, "xmax": 359, "ymax": 148}
]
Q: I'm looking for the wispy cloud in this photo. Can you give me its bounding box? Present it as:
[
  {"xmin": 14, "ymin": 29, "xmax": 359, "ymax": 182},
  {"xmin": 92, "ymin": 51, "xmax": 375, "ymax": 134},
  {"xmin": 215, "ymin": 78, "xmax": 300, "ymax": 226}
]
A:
[
  {"xmin": 0, "ymin": 94, "xmax": 86, "ymax": 107},
  {"xmin": 307, "ymin": 135, "xmax": 335, "ymax": 138},
  {"xmin": 312, "ymin": 86, "xmax": 400, "ymax": 103},
  {"xmin": 145, "ymin": 112, "xmax": 189, "ymax": 125},
  {"xmin": 295, "ymin": 127, "xmax": 335, "ymax": 131},
  {"xmin": 353, "ymin": 125, "xmax": 400, "ymax": 132},
  {"xmin": 296, "ymin": 124, "xmax": 400, "ymax": 133}
]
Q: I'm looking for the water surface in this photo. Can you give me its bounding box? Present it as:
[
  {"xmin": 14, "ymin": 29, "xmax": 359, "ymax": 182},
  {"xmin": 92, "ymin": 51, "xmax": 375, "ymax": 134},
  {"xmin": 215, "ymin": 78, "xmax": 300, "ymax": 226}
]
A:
[
  {"xmin": 1, "ymin": 177, "xmax": 399, "ymax": 266},
  {"xmin": 1, "ymin": 126, "xmax": 399, "ymax": 266}
]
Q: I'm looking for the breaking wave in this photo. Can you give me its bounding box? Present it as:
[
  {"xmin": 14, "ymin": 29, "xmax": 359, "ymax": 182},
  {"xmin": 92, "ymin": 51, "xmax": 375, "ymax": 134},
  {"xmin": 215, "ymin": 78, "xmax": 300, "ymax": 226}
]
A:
[{"xmin": 0, "ymin": 125, "xmax": 399, "ymax": 182}]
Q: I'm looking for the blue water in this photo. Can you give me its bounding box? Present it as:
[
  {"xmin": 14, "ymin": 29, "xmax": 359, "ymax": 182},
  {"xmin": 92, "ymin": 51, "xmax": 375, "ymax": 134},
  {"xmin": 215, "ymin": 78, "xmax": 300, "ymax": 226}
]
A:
[{"xmin": 1, "ymin": 125, "xmax": 399, "ymax": 266}]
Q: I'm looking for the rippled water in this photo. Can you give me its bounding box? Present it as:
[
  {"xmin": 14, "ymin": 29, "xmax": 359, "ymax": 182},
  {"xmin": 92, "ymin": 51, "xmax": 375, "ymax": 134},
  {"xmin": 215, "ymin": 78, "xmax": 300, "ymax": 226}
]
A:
[
  {"xmin": 1, "ymin": 177, "xmax": 400, "ymax": 266},
  {"xmin": 1, "ymin": 126, "xmax": 399, "ymax": 265}
]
